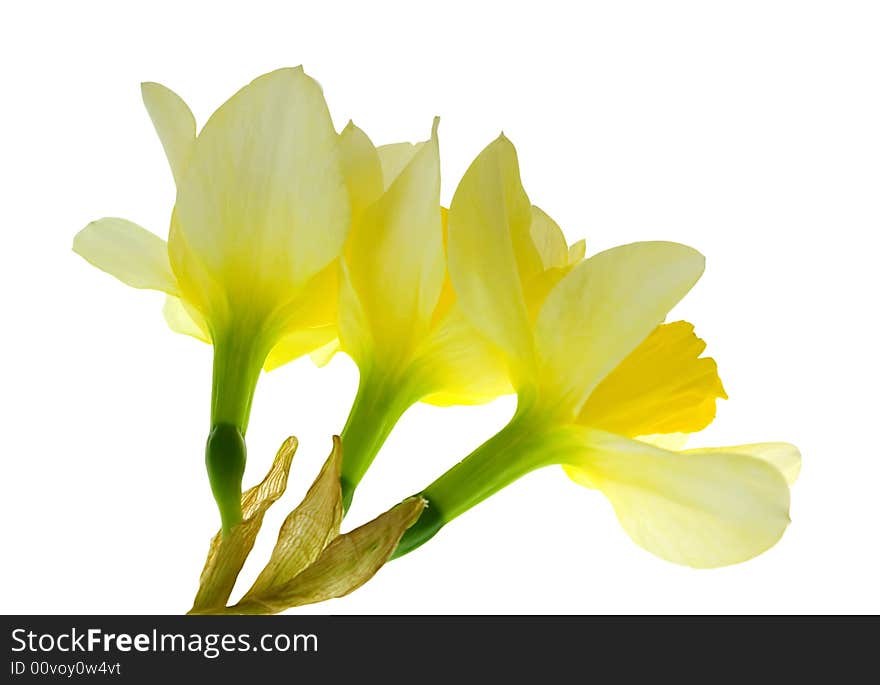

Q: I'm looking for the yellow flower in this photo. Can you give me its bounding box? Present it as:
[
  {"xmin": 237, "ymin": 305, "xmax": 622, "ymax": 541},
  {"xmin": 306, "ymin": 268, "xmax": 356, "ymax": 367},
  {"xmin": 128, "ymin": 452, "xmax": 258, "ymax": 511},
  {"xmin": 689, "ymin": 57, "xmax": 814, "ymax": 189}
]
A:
[
  {"xmin": 395, "ymin": 135, "xmax": 799, "ymax": 568},
  {"xmin": 327, "ymin": 121, "xmax": 583, "ymax": 508},
  {"xmin": 73, "ymin": 68, "xmax": 351, "ymax": 531}
]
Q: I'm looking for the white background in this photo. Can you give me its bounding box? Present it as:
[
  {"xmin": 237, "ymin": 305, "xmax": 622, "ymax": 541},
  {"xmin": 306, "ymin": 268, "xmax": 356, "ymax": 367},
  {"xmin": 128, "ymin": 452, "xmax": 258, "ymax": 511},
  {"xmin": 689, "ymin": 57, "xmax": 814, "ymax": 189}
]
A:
[{"xmin": 1, "ymin": 1, "xmax": 878, "ymax": 614}]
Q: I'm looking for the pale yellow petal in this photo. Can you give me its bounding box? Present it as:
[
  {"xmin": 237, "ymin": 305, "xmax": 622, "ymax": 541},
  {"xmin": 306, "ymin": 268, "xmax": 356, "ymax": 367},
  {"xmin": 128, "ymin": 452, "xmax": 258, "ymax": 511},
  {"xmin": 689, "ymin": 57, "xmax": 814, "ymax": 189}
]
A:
[
  {"xmin": 567, "ymin": 428, "xmax": 791, "ymax": 568},
  {"xmin": 638, "ymin": 433, "xmax": 690, "ymax": 451},
  {"xmin": 562, "ymin": 462, "xmax": 598, "ymax": 489},
  {"xmin": 141, "ymin": 81, "xmax": 196, "ymax": 186},
  {"xmin": 171, "ymin": 67, "xmax": 349, "ymax": 326},
  {"xmin": 568, "ymin": 239, "xmax": 586, "ymax": 264},
  {"xmin": 521, "ymin": 210, "xmax": 581, "ymax": 321},
  {"xmin": 277, "ymin": 260, "xmax": 339, "ymax": 328},
  {"xmin": 163, "ymin": 295, "xmax": 210, "ymax": 342},
  {"xmin": 231, "ymin": 497, "xmax": 425, "ymax": 613},
  {"xmin": 415, "ymin": 207, "xmax": 514, "ymax": 405},
  {"xmin": 73, "ymin": 217, "xmax": 178, "ymax": 295},
  {"xmin": 337, "ymin": 260, "xmax": 371, "ymax": 367},
  {"xmin": 166, "ymin": 213, "xmax": 223, "ymax": 323},
  {"xmin": 377, "ymin": 142, "xmax": 422, "ymax": 189},
  {"xmin": 310, "ymin": 339, "xmax": 340, "ymax": 367},
  {"xmin": 535, "ymin": 242, "xmax": 705, "ymax": 415},
  {"xmin": 566, "ymin": 432, "xmax": 692, "ymax": 487},
  {"xmin": 579, "ymin": 321, "xmax": 726, "ymax": 437},
  {"xmin": 416, "ymin": 305, "xmax": 514, "ymax": 406},
  {"xmin": 339, "ymin": 122, "xmax": 383, "ymax": 224},
  {"xmin": 566, "ymin": 432, "xmax": 690, "ymax": 487},
  {"xmin": 341, "ymin": 120, "xmax": 444, "ymax": 366},
  {"xmin": 522, "ymin": 266, "xmax": 569, "ymax": 322},
  {"xmin": 447, "ymin": 135, "xmax": 537, "ymax": 381},
  {"xmin": 530, "ymin": 205, "xmax": 568, "ymax": 269},
  {"xmin": 189, "ymin": 437, "xmax": 297, "ymax": 613},
  {"xmin": 428, "ymin": 207, "xmax": 455, "ymax": 326},
  {"xmin": 683, "ymin": 443, "xmax": 801, "ymax": 485},
  {"xmin": 264, "ymin": 327, "xmax": 337, "ymax": 371},
  {"xmin": 260, "ymin": 252, "xmax": 340, "ymax": 370}
]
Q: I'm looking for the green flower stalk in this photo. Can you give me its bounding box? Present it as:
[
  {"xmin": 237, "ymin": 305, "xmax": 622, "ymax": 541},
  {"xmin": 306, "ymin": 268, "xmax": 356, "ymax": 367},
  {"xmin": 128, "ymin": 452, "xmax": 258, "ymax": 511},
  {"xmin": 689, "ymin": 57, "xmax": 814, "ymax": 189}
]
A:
[
  {"xmin": 338, "ymin": 370, "xmax": 424, "ymax": 507},
  {"xmin": 393, "ymin": 136, "xmax": 800, "ymax": 568},
  {"xmin": 393, "ymin": 401, "xmax": 557, "ymax": 556}
]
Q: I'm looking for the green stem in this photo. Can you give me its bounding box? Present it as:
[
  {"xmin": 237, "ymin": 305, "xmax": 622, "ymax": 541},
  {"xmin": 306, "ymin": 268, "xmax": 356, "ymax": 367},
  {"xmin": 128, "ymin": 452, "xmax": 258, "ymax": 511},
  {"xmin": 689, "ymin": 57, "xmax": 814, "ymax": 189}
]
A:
[
  {"xmin": 393, "ymin": 405, "xmax": 570, "ymax": 558},
  {"xmin": 206, "ymin": 329, "xmax": 269, "ymax": 535},
  {"xmin": 339, "ymin": 368, "xmax": 420, "ymax": 512},
  {"xmin": 210, "ymin": 330, "xmax": 267, "ymax": 432}
]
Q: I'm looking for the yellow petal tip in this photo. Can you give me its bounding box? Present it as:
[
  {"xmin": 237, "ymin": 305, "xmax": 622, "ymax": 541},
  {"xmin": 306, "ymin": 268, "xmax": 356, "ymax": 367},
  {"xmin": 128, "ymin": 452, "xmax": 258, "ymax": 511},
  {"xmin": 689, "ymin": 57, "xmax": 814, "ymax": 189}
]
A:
[{"xmin": 140, "ymin": 81, "xmax": 169, "ymax": 101}]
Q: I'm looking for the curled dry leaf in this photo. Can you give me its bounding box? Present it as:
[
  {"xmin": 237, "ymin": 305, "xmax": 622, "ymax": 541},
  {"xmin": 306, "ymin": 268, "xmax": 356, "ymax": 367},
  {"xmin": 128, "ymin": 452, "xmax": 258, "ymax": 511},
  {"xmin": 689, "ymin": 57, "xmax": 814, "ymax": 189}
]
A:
[
  {"xmin": 239, "ymin": 436, "xmax": 345, "ymax": 604},
  {"xmin": 231, "ymin": 496, "xmax": 425, "ymax": 614},
  {"xmin": 190, "ymin": 436, "xmax": 425, "ymax": 615},
  {"xmin": 189, "ymin": 437, "xmax": 298, "ymax": 614}
]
